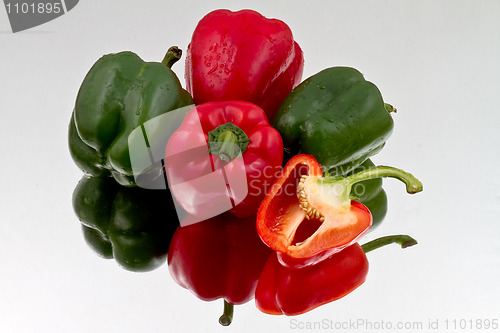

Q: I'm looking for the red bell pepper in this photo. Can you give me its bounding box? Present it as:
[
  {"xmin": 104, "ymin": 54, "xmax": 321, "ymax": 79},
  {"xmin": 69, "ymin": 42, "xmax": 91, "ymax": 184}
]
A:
[
  {"xmin": 255, "ymin": 243, "xmax": 368, "ymax": 316},
  {"xmin": 185, "ymin": 9, "xmax": 304, "ymax": 121},
  {"xmin": 168, "ymin": 213, "xmax": 272, "ymax": 325},
  {"xmin": 257, "ymin": 155, "xmax": 422, "ymax": 259},
  {"xmin": 255, "ymin": 235, "xmax": 417, "ymax": 316},
  {"xmin": 165, "ymin": 101, "xmax": 283, "ymax": 219}
]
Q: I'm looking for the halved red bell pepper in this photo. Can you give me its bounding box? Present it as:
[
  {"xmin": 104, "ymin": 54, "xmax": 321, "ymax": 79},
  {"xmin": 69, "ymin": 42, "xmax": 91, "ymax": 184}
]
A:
[
  {"xmin": 168, "ymin": 213, "xmax": 272, "ymax": 325},
  {"xmin": 165, "ymin": 101, "xmax": 283, "ymax": 219},
  {"xmin": 255, "ymin": 235, "xmax": 418, "ymax": 316},
  {"xmin": 257, "ymin": 155, "xmax": 422, "ymax": 259},
  {"xmin": 185, "ymin": 9, "xmax": 304, "ymax": 121}
]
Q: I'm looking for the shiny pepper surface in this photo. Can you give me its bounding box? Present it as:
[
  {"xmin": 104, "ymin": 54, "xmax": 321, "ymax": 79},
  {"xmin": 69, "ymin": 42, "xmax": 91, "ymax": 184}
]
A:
[
  {"xmin": 168, "ymin": 214, "xmax": 271, "ymax": 305},
  {"xmin": 69, "ymin": 47, "xmax": 193, "ymax": 186},
  {"xmin": 273, "ymin": 67, "xmax": 395, "ymax": 175},
  {"xmin": 255, "ymin": 243, "xmax": 368, "ymax": 316},
  {"xmin": 185, "ymin": 9, "xmax": 304, "ymax": 121},
  {"xmin": 72, "ymin": 175, "xmax": 179, "ymax": 272},
  {"xmin": 165, "ymin": 101, "xmax": 283, "ymax": 219}
]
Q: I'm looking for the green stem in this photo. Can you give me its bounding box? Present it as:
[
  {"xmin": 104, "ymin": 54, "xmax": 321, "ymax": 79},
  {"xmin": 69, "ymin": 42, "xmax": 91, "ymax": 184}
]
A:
[
  {"xmin": 361, "ymin": 235, "xmax": 418, "ymax": 253},
  {"xmin": 343, "ymin": 165, "xmax": 423, "ymax": 194},
  {"xmin": 161, "ymin": 46, "xmax": 182, "ymax": 68},
  {"xmin": 208, "ymin": 122, "xmax": 250, "ymax": 162},
  {"xmin": 217, "ymin": 131, "xmax": 239, "ymax": 162},
  {"xmin": 318, "ymin": 165, "xmax": 422, "ymax": 205},
  {"xmin": 219, "ymin": 300, "xmax": 234, "ymax": 326},
  {"xmin": 385, "ymin": 103, "xmax": 397, "ymax": 113}
]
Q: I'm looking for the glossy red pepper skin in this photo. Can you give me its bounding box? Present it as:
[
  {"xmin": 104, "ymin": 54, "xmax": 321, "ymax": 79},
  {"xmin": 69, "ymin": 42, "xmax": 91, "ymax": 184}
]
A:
[
  {"xmin": 257, "ymin": 154, "xmax": 372, "ymax": 259},
  {"xmin": 185, "ymin": 9, "xmax": 304, "ymax": 121},
  {"xmin": 168, "ymin": 214, "xmax": 272, "ymax": 305},
  {"xmin": 165, "ymin": 101, "xmax": 283, "ymax": 218},
  {"xmin": 255, "ymin": 243, "xmax": 368, "ymax": 316}
]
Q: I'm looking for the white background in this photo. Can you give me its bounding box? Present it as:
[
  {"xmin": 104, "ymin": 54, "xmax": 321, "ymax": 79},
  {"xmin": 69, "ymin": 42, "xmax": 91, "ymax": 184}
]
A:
[{"xmin": 1, "ymin": 1, "xmax": 499, "ymax": 332}]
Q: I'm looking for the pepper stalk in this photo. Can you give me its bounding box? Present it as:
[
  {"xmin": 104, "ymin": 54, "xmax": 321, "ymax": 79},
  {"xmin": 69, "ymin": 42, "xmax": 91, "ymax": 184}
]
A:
[
  {"xmin": 219, "ymin": 300, "xmax": 234, "ymax": 326},
  {"xmin": 361, "ymin": 235, "xmax": 418, "ymax": 253},
  {"xmin": 161, "ymin": 46, "xmax": 182, "ymax": 68},
  {"xmin": 208, "ymin": 122, "xmax": 250, "ymax": 162},
  {"xmin": 299, "ymin": 165, "xmax": 423, "ymax": 218}
]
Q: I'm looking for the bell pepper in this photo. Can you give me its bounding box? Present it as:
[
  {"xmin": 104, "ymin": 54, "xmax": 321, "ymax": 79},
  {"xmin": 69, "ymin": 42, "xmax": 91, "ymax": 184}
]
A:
[
  {"xmin": 164, "ymin": 101, "xmax": 283, "ymax": 219},
  {"xmin": 256, "ymin": 155, "xmax": 422, "ymax": 259},
  {"xmin": 273, "ymin": 67, "xmax": 395, "ymax": 175},
  {"xmin": 256, "ymin": 243, "xmax": 368, "ymax": 316},
  {"xmin": 255, "ymin": 235, "xmax": 417, "ymax": 316},
  {"xmin": 185, "ymin": 9, "xmax": 304, "ymax": 121},
  {"xmin": 167, "ymin": 213, "xmax": 272, "ymax": 325},
  {"xmin": 72, "ymin": 175, "xmax": 179, "ymax": 272},
  {"xmin": 69, "ymin": 47, "xmax": 193, "ymax": 186}
]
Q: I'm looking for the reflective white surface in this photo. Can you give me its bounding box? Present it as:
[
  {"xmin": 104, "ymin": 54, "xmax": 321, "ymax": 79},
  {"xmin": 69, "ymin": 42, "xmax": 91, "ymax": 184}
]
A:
[{"xmin": 1, "ymin": 1, "xmax": 499, "ymax": 332}]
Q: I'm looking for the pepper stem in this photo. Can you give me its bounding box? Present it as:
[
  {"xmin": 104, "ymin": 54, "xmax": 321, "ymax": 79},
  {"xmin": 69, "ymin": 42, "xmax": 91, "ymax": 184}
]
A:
[
  {"xmin": 317, "ymin": 165, "xmax": 422, "ymax": 207},
  {"xmin": 208, "ymin": 122, "xmax": 250, "ymax": 162},
  {"xmin": 361, "ymin": 235, "xmax": 418, "ymax": 253},
  {"xmin": 343, "ymin": 165, "xmax": 423, "ymax": 195},
  {"xmin": 218, "ymin": 131, "xmax": 239, "ymax": 162},
  {"xmin": 385, "ymin": 103, "xmax": 397, "ymax": 113},
  {"xmin": 218, "ymin": 300, "xmax": 234, "ymax": 326},
  {"xmin": 161, "ymin": 46, "xmax": 182, "ymax": 68}
]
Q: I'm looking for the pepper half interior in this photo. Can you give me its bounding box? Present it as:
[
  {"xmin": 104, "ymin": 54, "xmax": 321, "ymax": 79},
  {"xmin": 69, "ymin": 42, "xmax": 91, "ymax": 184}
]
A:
[{"xmin": 267, "ymin": 161, "xmax": 370, "ymax": 259}]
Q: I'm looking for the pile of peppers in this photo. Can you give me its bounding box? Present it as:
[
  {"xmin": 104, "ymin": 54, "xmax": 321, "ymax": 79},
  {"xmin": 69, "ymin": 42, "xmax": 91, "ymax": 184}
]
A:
[{"xmin": 68, "ymin": 8, "xmax": 423, "ymax": 326}]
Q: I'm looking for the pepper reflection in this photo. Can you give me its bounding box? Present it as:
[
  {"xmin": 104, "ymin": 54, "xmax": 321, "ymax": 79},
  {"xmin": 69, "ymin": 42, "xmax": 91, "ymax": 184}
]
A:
[
  {"xmin": 255, "ymin": 244, "xmax": 369, "ymax": 316},
  {"xmin": 168, "ymin": 213, "xmax": 272, "ymax": 325},
  {"xmin": 255, "ymin": 235, "xmax": 418, "ymax": 316},
  {"xmin": 72, "ymin": 175, "xmax": 179, "ymax": 272}
]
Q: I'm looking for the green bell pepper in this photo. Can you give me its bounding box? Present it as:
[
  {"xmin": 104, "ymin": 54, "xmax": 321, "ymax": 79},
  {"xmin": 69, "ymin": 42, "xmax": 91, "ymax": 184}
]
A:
[
  {"xmin": 273, "ymin": 67, "xmax": 395, "ymax": 175},
  {"xmin": 69, "ymin": 47, "xmax": 193, "ymax": 186},
  {"xmin": 349, "ymin": 159, "xmax": 388, "ymax": 230},
  {"xmin": 72, "ymin": 175, "xmax": 179, "ymax": 272}
]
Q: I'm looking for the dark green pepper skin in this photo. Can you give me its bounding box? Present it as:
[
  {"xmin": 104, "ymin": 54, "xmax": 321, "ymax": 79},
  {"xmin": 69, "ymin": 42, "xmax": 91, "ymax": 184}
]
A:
[
  {"xmin": 273, "ymin": 67, "xmax": 394, "ymax": 175},
  {"xmin": 69, "ymin": 48, "xmax": 193, "ymax": 186},
  {"xmin": 72, "ymin": 175, "xmax": 179, "ymax": 272},
  {"xmin": 349, "ymin": 159, "xmax": 388, "ymax": 230}
]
